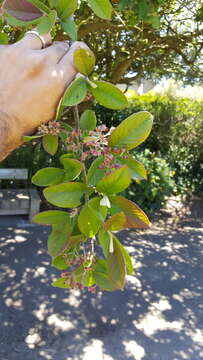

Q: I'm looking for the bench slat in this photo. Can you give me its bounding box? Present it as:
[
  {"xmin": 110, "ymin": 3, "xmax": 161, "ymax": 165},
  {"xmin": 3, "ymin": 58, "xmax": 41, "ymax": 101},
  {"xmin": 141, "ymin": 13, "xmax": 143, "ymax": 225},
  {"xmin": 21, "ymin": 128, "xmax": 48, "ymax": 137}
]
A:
[{"xmin": 0, "ymin": 169, "xmax": 28, "ymax": 180}]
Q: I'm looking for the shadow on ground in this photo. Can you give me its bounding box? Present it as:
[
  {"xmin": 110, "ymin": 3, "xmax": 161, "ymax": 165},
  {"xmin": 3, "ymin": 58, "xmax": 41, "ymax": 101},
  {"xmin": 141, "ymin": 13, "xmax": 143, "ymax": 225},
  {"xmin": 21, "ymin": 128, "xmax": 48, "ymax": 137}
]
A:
[{"xmin": 0, "ymin": 210, "xmax": 203, "ymax": 360}]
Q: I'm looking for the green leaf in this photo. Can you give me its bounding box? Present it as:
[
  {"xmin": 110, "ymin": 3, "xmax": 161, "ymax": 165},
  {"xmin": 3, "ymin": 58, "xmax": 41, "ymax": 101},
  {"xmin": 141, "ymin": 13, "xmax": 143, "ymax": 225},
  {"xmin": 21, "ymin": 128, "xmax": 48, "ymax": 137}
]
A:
[
  {"xmin": 4, "ymin": 14, "xmax": 41, "ymax": 26},
  {"xmin": 61, "ymin": 19, "xmax": 77, "ymax": 41},
  {"xmin": 0, "ymin": 32, "xmax": 8, "ymax": 44},
  {"xmin": 119, "ymin": 157, "xmax": 147, "ymax": 180},
  {"xmin": 78, "ymin": 197, "xmax": 107, "ymax": 237},
  {"xmin": 104, "ymin": 212, "xmax": 126, "ymax": 231},
  {"xmin": 87, "ymin": 157, "xmax": 105, "ymax": 186},
  {"xmin": 87, "ymin": 0, "xmax": 113, "ymax": 20},
  {"xmin": 48, "ymin": 221, "xmax": 72, "ymax": 257},
  {"xmin": 98, "ymin": 229, "xmax": 111, "ymax": 258},
  {"xmin": 80, "ymin": 110, "xmax": 97, "ymax": 131},
  {"xmin": 42, "ymin": 134, "xmax": 58, "ymax": 155},
  {"xmin": 22, "ymin": 135, "xmax": 43, "ymax": 142},
  {"xmin": 113, "ymin": 236, "xmax": 134, "ymax": 275},
  {"xmin": 37, "ymin": 10, "xmax": 56, "ymax": 35},
  {"xmin": 96, "ymin": 166, "xmax": 131, "ymax": 195},
  {"xmin": 108, "ymin": 111, "xmax": 153, "ymax": 150},
  {"xmin": 93, "ymin": 271, "xmax": 115, "ymax": 291},
  {"xmin": 110, "ymin": 196, "xmax": 150, "ymax": 229},
  {"xmin": 52, "ymin": 278, "xmax": 70, "ymax": 288},
  {"xmin": 52, "ymin": 255, "xmax": 68, "ymax": 270},
  {"xmin": 44, "ymin": 182, "xmax": 87, "ymax": 208},
  {"xmin": 73, "ymin": 48, "xmax": 95, "ymax": 76},
  {"xmin": 90, "ymin": 81, "xmax": 128, "ymax": 110},
  {"xmin": 62, "ymin": 77, "xmax": 87, "ymax": 107},
  {"xmin": 60, "ymin": 158, "xmax": 83, "ymax": 181},
  {"xmin": 107, "ymin": 236, "xmax": 126, "ymax": 290},
  {"xmin": 33, "ymin": 210, "xmax": 69, "ymax": 225},
  {"xmin": 32, "ymin": 167, "xmax": 65, "ymax": 186},
  {"xmin": 83, "ymin": 271, "xmax": 95, "ymax": 287},
  {"xmin": 55, "ymin": 0, "xmax": 78, "ymax": 20}
]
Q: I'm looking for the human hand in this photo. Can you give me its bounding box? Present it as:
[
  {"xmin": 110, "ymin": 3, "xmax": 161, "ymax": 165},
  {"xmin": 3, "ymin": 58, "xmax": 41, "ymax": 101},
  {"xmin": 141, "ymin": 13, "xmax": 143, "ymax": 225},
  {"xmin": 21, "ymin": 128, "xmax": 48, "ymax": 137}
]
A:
[{"xmin": 0, "ymin": 32, "xmax": 88, "ymax": 159}]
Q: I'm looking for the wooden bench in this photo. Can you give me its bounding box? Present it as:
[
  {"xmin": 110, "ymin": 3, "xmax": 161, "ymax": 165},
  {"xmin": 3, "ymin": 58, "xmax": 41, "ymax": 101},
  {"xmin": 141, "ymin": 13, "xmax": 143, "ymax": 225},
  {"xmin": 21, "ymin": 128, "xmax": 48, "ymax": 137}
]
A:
[{"xmin": 0, "ymin": 169, "xmax": 41, "ymax": 223}]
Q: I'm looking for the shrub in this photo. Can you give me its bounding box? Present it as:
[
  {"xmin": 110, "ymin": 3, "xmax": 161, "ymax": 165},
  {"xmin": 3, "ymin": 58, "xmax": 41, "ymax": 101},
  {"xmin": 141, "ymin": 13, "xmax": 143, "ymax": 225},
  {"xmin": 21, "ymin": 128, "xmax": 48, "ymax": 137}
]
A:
[{"xmin": 124, "ymin": 149, "xmax": 175, "ymax": 213}]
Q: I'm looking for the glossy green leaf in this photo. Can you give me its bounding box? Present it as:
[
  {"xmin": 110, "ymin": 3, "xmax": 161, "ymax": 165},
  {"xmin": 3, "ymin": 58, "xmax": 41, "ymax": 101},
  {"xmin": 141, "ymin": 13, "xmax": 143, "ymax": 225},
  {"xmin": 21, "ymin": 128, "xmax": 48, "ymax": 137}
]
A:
[
  {"xmin": 80, "ymin": 110, "xmax": 97, "ymax": 131},
  {"xmin": 55, "ymin": 0, "xmax": 77, "ymax": 20},
  {"xmin": 60, "ymin": 158, "xmax": 83, "ymax": 181},
  {"xmin": 37, "ymin": 10, "xmax": 56, "ymax": 35},
  {"xmin": 48, "ymin": 221, "xmax": 72, "ymax": 257},
  {"xmin": 61, "ymin": 19, "xmax": 77, "ymax": 41},
  {"xmin": 78, "ymin": 197, "xmax": 107, "ymax": 237},
  {"xmin": 87, "ymin": 0, "xmax": 112, "ymax": 20},
  {"xmin": 90, "ymin": 81, "xmax": 128, "ymax": 110},
  {"xmin": 119, "ymin": 156, "xmax": 147, "ymax": 180},
  {"xmin": 32, "ymin": 167, "xmax": 65, "ymax": 186},
  {"xmin": 107, "ymin": 236, "xmax": 126, "ymax": 289},
  {"xmin": 87, "ymin": 157, "xmax": 105, "ymax": 186},
  {"xmin": 0, "ymin": 32, "xmax": 8, "ymax": 44},
  {"xmin": 52, "ymin": 255, "xmax": 68, "ymax": 270},
  {"xmin": 51, "ymin": 278, "xmax": 70, "ymax": 288},
  {"xmin": 73, "ymin": 48, "xmax": 95, "ymax": 76},
  {"xmin": 104, "ymin": 212, "xmax": 126, "ymax": 231},
  {"xmin": 113, "ymin": 236, "xmax": 134, "ymax": 275},
  {"xmin": 98, "ymin": 229, "xmax": 111, "ymax": 258},
  {"xmin": 96, "ymin": 166, "xmax": 131, "ymax": 195},
  {"xmin": 44, "ymin": 182, "xmax": 87, "ymax": 208},
  {"xmin": 22, "ymin": 135, "xmax": 42, "ymax": 142},
  {"xmin": 83, "ymin": 271, "xmax": 95, "ymax": 287},
  {"xmin": 33, "ymin": 210, "xmax": 69, "ymax": 225},
  {"xmin": 62, "ymin": 77, "xmax": 87, "ymax": 106},
  {"xmin": 4, "ymin": 14, "xmax": 41, "ymax": 26},
  {"xmin": 108, "ymin": 111, "xmax": 153, "ymax": 150},
  {"xmin": 42, "ymin": 134, "xmax": 58, "ymax": 156},
  {"xmin": 110, "ymin": 196, "xmax": 150, "ymax": 229}
]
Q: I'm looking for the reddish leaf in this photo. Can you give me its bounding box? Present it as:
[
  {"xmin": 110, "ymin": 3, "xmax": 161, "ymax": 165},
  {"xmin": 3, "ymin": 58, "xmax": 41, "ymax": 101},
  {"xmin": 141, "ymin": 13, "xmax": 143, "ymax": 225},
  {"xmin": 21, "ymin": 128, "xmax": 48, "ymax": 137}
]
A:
[{"xmin": 2, "ymin": 0, "xmax": 42, "ymax": 21}]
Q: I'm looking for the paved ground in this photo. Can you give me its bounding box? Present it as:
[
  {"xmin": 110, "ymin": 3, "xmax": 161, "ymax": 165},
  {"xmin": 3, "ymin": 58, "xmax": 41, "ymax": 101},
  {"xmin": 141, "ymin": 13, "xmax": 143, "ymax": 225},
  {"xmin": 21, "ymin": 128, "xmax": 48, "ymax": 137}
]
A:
[{"xmin": 0, "ymin": 206, "xmax": 203, "ymax": 360}]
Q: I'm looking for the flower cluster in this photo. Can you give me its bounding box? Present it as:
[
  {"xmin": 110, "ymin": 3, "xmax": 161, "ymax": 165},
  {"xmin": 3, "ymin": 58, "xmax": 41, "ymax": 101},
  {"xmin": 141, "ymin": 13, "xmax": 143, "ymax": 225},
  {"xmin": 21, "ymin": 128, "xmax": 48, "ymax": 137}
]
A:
[{"xmin": 38, "ymin": 121, "xmax": 62, "ymax": 136}]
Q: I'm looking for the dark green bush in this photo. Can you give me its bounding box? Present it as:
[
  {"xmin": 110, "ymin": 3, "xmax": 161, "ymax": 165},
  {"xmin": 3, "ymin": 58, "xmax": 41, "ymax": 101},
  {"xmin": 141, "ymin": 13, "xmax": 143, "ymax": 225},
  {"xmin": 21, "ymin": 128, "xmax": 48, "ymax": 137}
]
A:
[{"xmin": 124, "ymin": 149, "xmax": 175, "ymax": 213}]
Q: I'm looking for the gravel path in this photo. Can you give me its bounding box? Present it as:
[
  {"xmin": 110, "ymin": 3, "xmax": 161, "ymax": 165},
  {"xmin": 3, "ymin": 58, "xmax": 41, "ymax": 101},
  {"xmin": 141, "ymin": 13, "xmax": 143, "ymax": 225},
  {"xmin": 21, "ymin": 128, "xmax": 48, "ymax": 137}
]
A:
[{"xmin": 0, "ymin": 210, "xmax": 202, "ymax": 360}]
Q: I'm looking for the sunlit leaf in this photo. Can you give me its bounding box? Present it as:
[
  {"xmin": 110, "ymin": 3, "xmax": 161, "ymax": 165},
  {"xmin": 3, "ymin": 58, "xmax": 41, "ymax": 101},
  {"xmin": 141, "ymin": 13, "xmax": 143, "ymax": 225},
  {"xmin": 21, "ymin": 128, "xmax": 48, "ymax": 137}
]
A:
[
  {"xmin": 119, "ymin": 156, "xmax": 147, "ymax": 180},
  {"xmin": 42, "ymin": 134, "xmax": 58, "ymax": 156},
  {"xmin": 62, "ymin": 77, "xmax": 87, "ymax": 106},
  {"xmin": 110, "ymin": 196, "xmax": 150, "ymax": 229},
  {"xmin": 33, "ymin": 210, "xmax": 69, "ymax": 225},
  {"xmin": 87, "ymin": 0, "xmax": 112, "ymax": 20},
  {"xmin": 90, "ymin": 80, "xmax": 128, "ymax": 110},
  {"xmin": 61, "ymin": 18, "xmax": 77, "ymax": 41},
  {"xmin": 96, "ymin": 166, "xmax": 131, "ymax": 195},
  {"xmin": 60, "ymin": 158, "xmax": 83, "ymax": 181},
  {"xmin": 78, "ymin": 197, "xmax": 107, "ymax": 237},
  {"xmin": 32, "ymin": 167, "xmax": 65, "ymax": 186},
  {"xmin": 51, "ymin": 278, "xmax": 70, "ymax": 288},
  {"xmin": 44, "ymin": 182, "xmax": 87, "ymax": 208},
  {"xmin": 103, "ymin": 212, "xmax": 126, "ymax": 231},
  {"xmin": 55, "ymin": 0, "xmax": 77, "ymax": 20},
  {"xmin": 73, "ymin": 48, "xmax": 95, "ymax": 76},
  {"xmin": 37, "ymin": 10, "xmax": 56, "ymax": 35},
  {"xmin": 87, "ymin": 157, "xmax": 105, "ymax": 186},
  {"xmin": 108, "ymin": 111, "xmax": 153, "ymax": 150}
]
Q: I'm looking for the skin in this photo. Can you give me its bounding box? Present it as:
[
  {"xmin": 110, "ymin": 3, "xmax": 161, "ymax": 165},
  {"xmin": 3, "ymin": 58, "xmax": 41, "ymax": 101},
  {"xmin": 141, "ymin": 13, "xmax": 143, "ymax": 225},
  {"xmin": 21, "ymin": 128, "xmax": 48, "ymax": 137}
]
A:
[{"xmin": 0, "ymin": 33, "xmax": 88, "ymax": 161}]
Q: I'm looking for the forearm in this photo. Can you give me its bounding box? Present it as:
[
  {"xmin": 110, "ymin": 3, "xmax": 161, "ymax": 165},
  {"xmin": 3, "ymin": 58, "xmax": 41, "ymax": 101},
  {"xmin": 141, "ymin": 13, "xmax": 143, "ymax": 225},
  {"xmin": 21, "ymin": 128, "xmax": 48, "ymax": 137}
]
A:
[{"xmin": 0, "ymin": 110, "xmax": 22, "ymax": 161}]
